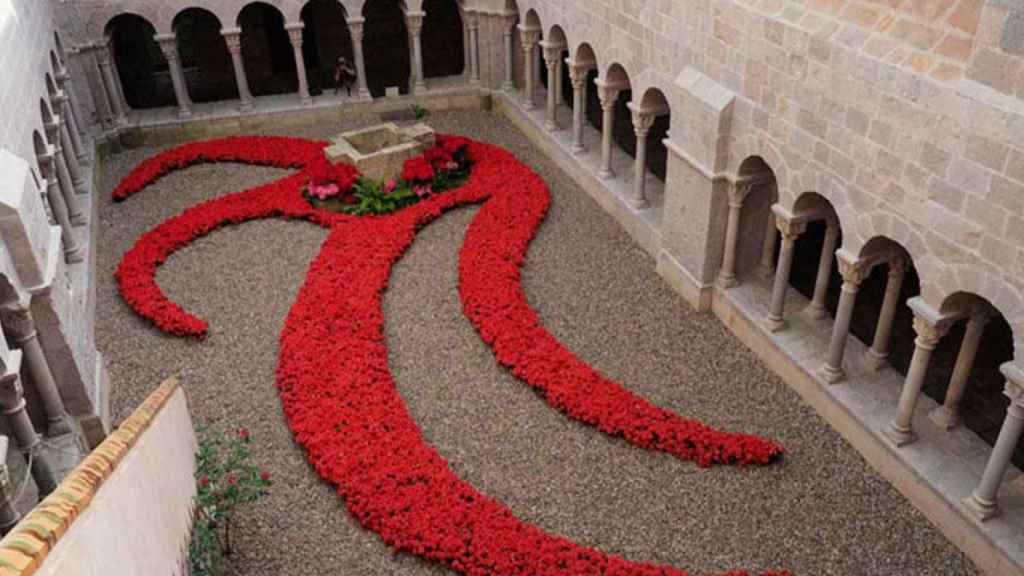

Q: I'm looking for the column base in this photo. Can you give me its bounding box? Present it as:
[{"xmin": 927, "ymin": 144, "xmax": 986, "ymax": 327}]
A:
[
  {"xmin": 64, "ymin": 243, "xmax": 85, "ymax": 264},
  {"xmin": 46, "ymin": 416, "xmax": 74, "ymax": 439},
  {"xmin": 630, "ymin": 196, "xmax": 649, "ymax": 210},
  {"xmin": 820, "ymin": 364, "xmax": 845, "ymax": 384},
  {"xmin": 598, "ymin": 168, "xmax": 614, "ymax": 180},
  {"xmin": 717, "ymin": 274, "xmax": 738, "ymax": 289},
  {"xmin": 804, "ymin": 303, "xmax": 828, "ymax": 320},
  {"xmin": 962, "ymin": 493, "xmax": 1000, "ymax": 521},
  {"xmin": 73, "ymin": 178, "xmax": 89, "ymax": 195},
  {"xmin": 570, "ymin": 142, "xmax": 585, "ymax": 155},
  {"xmin": 929, "ymin": 406, "xmax": 961, "ymax": 430},
  {"xmin": 757, "ymin": 265, "xmax": 776, "ymax": 281},
  {"xmin": 415, "ymin": 82, "xmax": 427, "ymax": 93},
  {"xmin": 300, "ymin": 96, "xmax": 313, "ymax": 107},
  {"xmin": 765, "ymin": 315, "xmax": 787, "ymax": 333},
  {"xmin": 864, "ymin": 349, "xmax": 890, "ymax": 371},
  {"xmin": 544, "ymin": 119, "xmax": 558, "ymax": 132},
  {"xmin": 239, "ymin": 100, "xmax": 254, "ymax": 112},
  {"xmin": 76, "ymin": 153, "xmax": 90, "ymax": 166},
  {"xmin": 884, "ymin": 421, "xmax": 918, "ymax": 447},
  {"xmin": 176, "ymin": 108, "xmax": 193, "ymax": 119},
  {"xmin": 70, "ymin": 213, "xmax": 87, "ymax": 227}
]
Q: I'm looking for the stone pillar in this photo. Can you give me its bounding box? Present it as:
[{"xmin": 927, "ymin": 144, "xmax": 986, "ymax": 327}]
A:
[
  {"xmin": 821, "ymin": 252, "xmax": 870, "ymax": 384},
  {"xmin": 221, "ymin": 28, "xmax": 254, "ymax": 111},
  {"xmin": 766, "ymin": 214, "xmax": 806, "ymax": 332},
  {"xmin": 55, "ymin": 109, "xmax": 87, "ymax": 194},
  {"xmin": 568, "ymin": 62, "xmax": 591, "ymax": 154},
  {"xmin": 805, "ymin": 218, "xmax": 840, "ymax": 320},
  {"xmin": 39, "ymin": 154, "xmax": 83, "ymax": 264},
  {"xmin": 717, "ymin": 179, "xmax": 754, "ymax": 288},
  {"xmin": 596, "ymin": 81, "xmax": 620, "ymax": 180},
  {"xmin": 930, "ymin": 312, "xmax": 991, "ymax": 430},
  {"xmin": 82, "ymin": 45, "xmax": 115, "ymax": 130},
  {"xmin": 0, "ymin": 303, "xmax": 72, "ymax": 438},
  {"xmin": 53, "ymin": 86, "xmax": 86, "ymax": 165},
  {"xmin": 406, "ymin": 11, "xmax": 426, "ymax": 93},
  {"xmin": 630, "ymin": 109, "xmax": 654, "ymax": 208},
  {"xmin": 0, "ymin": 354, "xmax": 58, "ymax": 496},
  {"xmin": 502, "ymin": 13, "xmax": 517, "ymax": 91},
  {"xmin": 963, "ymin": 364, "xmax": 1024, "ymax": 521},
  {"xmin": 346, "ymin": 18, "xmax": 371, "ymax": 100},
  {"xmin": 44, "ymin": 118, "xmax": 85, "ymax": 228},
  {"xmin": 885, "ymin": 306, "xmax": 949, "ymax": 446},
  {"xmin": 154, "ymin": 34, "xmax": 192, "ymax": 118},
  {"xmin": 467, "ymin": 12, "xmax": 480, "ymax": 84},
  {"xmin": 284, "ymin": 23, "xmax": 313, "ymax": 106},
  {"xmin": 519, "ymin": 26, "xmax": 540, "ymax": 110},
  {"xmin": 0, "ymin": 437, "xmax": 22, "ymax": 532},
  {"xmin": 541, "ymin": 42, "xmax": 563, "ymax": 131},
  {"xmin": 866, "ymin": 257, "xmax": 909, "ymax": 370},
  {"xmin": 757, "ymin": 206, "xmax": 778, "ymax": 279},
  {"xmin": 96, "ymin": 44, "xmax": 126, "ymax": 125}
]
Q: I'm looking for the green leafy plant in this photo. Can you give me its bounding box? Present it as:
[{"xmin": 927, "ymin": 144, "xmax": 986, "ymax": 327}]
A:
[
  {"xmin": 189, "ymin": 426, "xmax": 272, "ymax": 576},
  {"xmin": 412, "ymin": 104, "xmax": 428, "ymax": 119}
]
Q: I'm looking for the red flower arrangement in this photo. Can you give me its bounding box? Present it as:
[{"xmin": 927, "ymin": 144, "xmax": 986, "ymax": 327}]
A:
[
  {"xmin": 401, "ymin": 155, "xmax": 436, "ymax": 183},
  {"xmin": 112, "ymin": 134, "xmax": 788, "ymax": 576}
]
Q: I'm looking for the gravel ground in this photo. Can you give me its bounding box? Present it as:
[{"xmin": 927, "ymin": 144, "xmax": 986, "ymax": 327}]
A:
[{"xmin": 96, "ymin": 110, "xmax": 980, "ymax": 576}]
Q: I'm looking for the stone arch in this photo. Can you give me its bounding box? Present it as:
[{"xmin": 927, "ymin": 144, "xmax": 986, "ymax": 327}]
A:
[
  {"xmin": 547, "ymin": 24, "xmax": 567, "ymax": 48},
  {"xmin": 422, "ymin": 0, "xmax": 465, "ymax": 78},
  {"xmin": 238, "ymin": 2, "xmax": 299, "ymax": 97},
  {"xmin": 850, "ymin": 211, "xmax": 934, "ymax": 280},
  {"xmin": 633, "ymin": 86, "xmax": 671, "ymax": 182},
  {"xmin": 172, "ymin": 7, "xmax": 238, "ymax": 103},
  {"xmin": 732, "ymin": 155, "xmax": 780, "ymax": 286},
  {"xmin": 300, "ymin": 0, "xmax": 354, "ymax": 95},
  {"xmin": 32, "ymin": 131, "xmax": 49, "ymax": 180},
  {"xmin": 726, "ymin": 134, "xmax": 791, "ymax": 202},
  {"xmin": 362, "ymin": 0, "xmax": 411, "ymax": 96},
  {"xmin": 933, "ymin": 266, "xmax": 1024, "ymax": 341},
  {"xmin": 39, "ymin": 98, "xmax": 54, "ymax": 128},
  {"xmin": 523, "ymin": 8, "xmax": 541, "ymax": 31},
  {"xmin": 49, "ymin": 50, "xmax": 61, "ymax": 76},
  {"xmin": 43, "ymin": 73, "xmax": 58, "ymax": 101},
  {"xmin": 104, "ymin": 13, "xmax": 175, "ymax": 109}
]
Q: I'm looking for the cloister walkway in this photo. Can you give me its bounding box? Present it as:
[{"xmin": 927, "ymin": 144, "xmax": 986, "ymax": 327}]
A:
[{"xmin": 95, "ymin": 109, "xmax": 978, "ymax": 576}]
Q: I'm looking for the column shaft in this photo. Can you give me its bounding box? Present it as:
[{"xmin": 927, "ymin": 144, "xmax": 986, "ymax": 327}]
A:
[
  {"xmin": 963, "ymin": 384, "xmax": 1024, "ymax": 521},
  {"xmin": 886, "ymin": 317, "xmax": 946, "ymax": 446},
  {"xmin": 806, "ymin": 221, "xmax": 839, "ymax": 319},
  {"xmin": 55, "ymin": 88, "xmax": 87, "ymax": 163},
  {"xmin": 58, "ymin": 115, "xmax": 86, "ymax": 193},
  {"xmin": 85, "ymin": 48, "xmax": 114, "ymax": 129},
  {"xmin": 156, "ymin": 35, "xmax": 193, "ymax": 118},
  {"xmin": 48, "ymin": 126, "xmax": 85, "ymax": 227},
  {"xmin": 222, "ymin": 31, "xmax": 254, "ymax": 111},
  {"xmin": 469, "ymin": 21, "xmax": 480, "ymax": 84},
  {"xmin": 285, "ymin": 24, "xmax": 312, "ymax": 106},
  {"xmin": 347, "ymin": 20, "xmax": 371, "ymax": 99},
  {"xmin": 503, "ymin": 24, "xmax": 515, "ymax": 91},
  {"xmin": 569, "ymin": 67, "xmax": 587, "ymax": 154},
  {"xmin": 543, "ymin": 46, "xmax": 560, "ymax": 131},
  {"xmin": 0, "ymin": 306, "xmax": 72, "ymax": 438},
  {"xmin": 630, "ymin": 111, "xmax": 653, "ymax": 208},
  {"xmin": 0, "ymin": 369, "xmax": 58, "ymax": 496},
  {"xmin": 931, "ymin": 315, "xmax": 988, "ymax": 429},
  {"xmin": 97, "ymin": 46, "xmax": 126, "ymax": 124},
  {"xmin": 866, "ymin": 259, "xmax": 908, "ymax": 370},
  {"xmin": 757, "ymin": 212, "xmax": 778, "ymax": 279},
  {"xmin": 766, "ymin": 222, "xmax": 804, "ymax": 332},
  {"xmin": 41, "ymin": 162, "xmax": 83, "ymax": 264},
  {"xmin": 597, "ymin": 86, "xmax": 618, "ymax": 179},
  {"xmin": 407, "ymin": 13, "xmax": 426, "ymax": 93},
  {"xmin": 822, "ymin": 278, "xmax": 862, "ymax": 383}
]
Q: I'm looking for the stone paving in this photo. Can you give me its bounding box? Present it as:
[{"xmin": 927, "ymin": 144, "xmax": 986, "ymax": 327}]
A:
[{"xmin": 96, "ymin": 109, "xmax": 980, "ymax": 575}]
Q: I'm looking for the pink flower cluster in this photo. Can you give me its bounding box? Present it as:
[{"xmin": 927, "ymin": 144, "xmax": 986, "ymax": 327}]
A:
[{"xmin": 112, "ymin": 134, "xmax": 789, "ymax": 576}]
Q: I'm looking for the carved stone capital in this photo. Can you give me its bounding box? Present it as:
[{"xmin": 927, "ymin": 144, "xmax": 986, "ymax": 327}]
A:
[
  {"xmin": 775, "ymin": 215, "xmax": 807, "ymax": 240},
  {"xmin": 405, "ymin": 12, "xmax": 425, "ymax": 36},
  {"xmin": 284, "ymin": 22, "xmax": 304, "ymax": 45},
  {"xmin": 0, "ymin": 375, "xmax": 25, "ymax": 415},
  {"xmin": 0, "ymin": 306, "xmax": 36, "ymax": 345},
  {"xmin": 912, "ymin": 315, "xmax": 949, "ymax": 350},
  {"xmin": 728, "ymin": 179, "xmax": 755, "ymax": 209},
  {"xmin": 837, "ymin": 256, "xmax": 872, "ymax": 287},
  {"xmin": 518, "ymin": 26, "xmax": 541, "ymax": 48},
  {"xmin": 95, "ymin": 44, "xmax": 113, "ymax": 68},
  {"xmin": 887, "ymin": 255, "xmax": 908, "ymax": 280},
  {"xmin": 631, "ymin": 109, "xmax": 656, "ymax": 139},
  {"xmin": 503, "ymin": 12, "xmax": 519, "ymax": 33},
  {"xmin": 465, "ymin": 11, "xmax": 479, "ymax": 31},
  {"xmin": 542, "ymin": 44, "xmax": 563, "ymax": 68},
  {"xmin": 221, "ymin": 28, "xmax": 243, "ymax": 52}
]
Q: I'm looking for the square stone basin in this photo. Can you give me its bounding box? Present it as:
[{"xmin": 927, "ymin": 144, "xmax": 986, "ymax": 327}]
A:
[{"xmin": 324, "ymin": 122, "xmax": 435, "ymax": 182}]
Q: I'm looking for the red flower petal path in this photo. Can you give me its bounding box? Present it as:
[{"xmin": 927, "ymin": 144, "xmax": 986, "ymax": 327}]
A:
[{"xmin": 113, "ymin": 135, "xmax": 788, "ymax": 575}]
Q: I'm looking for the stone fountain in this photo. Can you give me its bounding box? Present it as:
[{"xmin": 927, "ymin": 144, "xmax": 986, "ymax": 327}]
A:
[{"xmin": 324, "ymin": 122, "xmax": 435, "ymax": 181}]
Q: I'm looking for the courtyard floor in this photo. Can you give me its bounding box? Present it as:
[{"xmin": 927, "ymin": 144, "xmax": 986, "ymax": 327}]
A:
[{"xmin": 96, "ymin": 109, "xmax": 980, "ymax": 575}]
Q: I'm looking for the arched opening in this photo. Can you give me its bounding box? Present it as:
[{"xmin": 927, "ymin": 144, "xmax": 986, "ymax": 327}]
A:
[
  {"xmin": 785, "ymin": 192, "xmax": 843, "ymax": 314},
  {"xmin": 39, "ymin": 99, "xmax": 53, "ymax": 129},
  {"xmin": 300, "ymin": 0, "xmax": 353, "ymax": 96},
  {"xmin": 933, "ymin": 293, "xmax": 1018, "ymax": 465},
  {"xmin": 637, "ymin": 87, "xmax": 671, "ymax": 182},
  {"xmin": 422, "ymin": 0, "xmax": 464, "ymax": 79},
  {"xmin": 538, "ymin": 25, "xmax": 568, "ymax": 116},
  {"xmin": 173, "ymin": 8, "xmax": 238, "ymax": 103},
  {"xmin": 734, "ymin": 156, "xmax": 779, "ymax": 285},
  {"xmin": 363, "ymin": 0, "xmax": 410, "ymax": 97},
  {"xmin": 601, "ymin": 63, "xmax": 634, "ymax": 163},
  {"xmin": 104, "ymin": 13, "xmax": 174, "ymax": 109},
  {"xmin": 53, "ymin": 31, "xmax": 67, "ymax": 62},
  {"xmin": 32, "ymin": 131, "xmax": 49, "ymax": 176},
  {"xmin": 44, "ymin": 73, "xmax": 58, "ymax": 102},
  {"xmin": 49, "ymin": 51, "xmax": 61, "ymax": 75},
  {"xmin": 238, "ymin": 2, "xmax": 298, "ymax": 97}
]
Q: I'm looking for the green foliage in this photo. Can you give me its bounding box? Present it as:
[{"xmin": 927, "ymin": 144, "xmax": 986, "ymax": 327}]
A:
[
  {"xmin": 340, "ymin": 177, "xmax": 419, "ymax": 216},
  {"xmin": 412, "ymin": 104, "xmax": 429, "ymax": 119},
  {"xmin": 189, "ymin": 425, "xmax": 272, "ymax": 576}
]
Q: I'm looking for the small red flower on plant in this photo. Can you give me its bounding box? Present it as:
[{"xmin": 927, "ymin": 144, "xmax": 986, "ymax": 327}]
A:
[
  {"xmin": 199, "ymin": 475, "xmax": 210, "ymax": 488},
  {"xmin": 259, "ymin": 471, "xmax": 271, "ymax": 482},
  {"xmin": 237, "ymin": 427, "xmax": 250, "ymax": 442},
  {"xmin": 401, "ymin": 156, "xmax": 435, "ymax": 183},
  {"xmin": 226, "ymin": 473, "xmax": 238, "ymax": 485}
]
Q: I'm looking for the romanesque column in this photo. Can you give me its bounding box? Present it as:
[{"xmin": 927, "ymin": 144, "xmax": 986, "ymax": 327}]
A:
[
  {"xmin": 766, "ymin": 216, "xmax": 806, "ymax": 332},
  {"xmin": 83, "ymin": 45, "xmax": 115, "ymax": 131},
  {"xmin": 718, "ymin": 179, "xmax": 754, "ymax": 288},
  {"xmin": 568, "ymin": 62, "xmax": 590, "ymax": 154},
  {"xmin": 44, "ymin": 117, "xmax": 85, "ymax": 227},
  {"xmin": 963, "ymin": 364, "xmax": 1024, "ymax": 521},
  {"xmin": 52, "ymin": 83, "xmax": 86, "ymax": 164},
  {"xmin": 39, "ymin": 154, "xmax": 83, "ymax": 264},
  {"xmin": 467, "ymin": 12, "xmax": 480, "ymax": 85},
  {"xmin": 930, "ymin": 312, "xmax": 991, "ymax": 429},
  {"xmin": 96, "ymin": 43, "xmax": 127, "ymax": 125},
  {"xmin": 0, "ymin": 356, "xmax": 58, "ymax": 496},
  {"xmin": 757, "ymin": 208, "xmax": 778, "ymax": 279},
  {"xmin": 519, "ymin": 26, "xmax": 540, "ymax": 109},
  {"xmin": 55, "ymin": 105, "xmax": 87, "ymax": 194},
  {"xmin": 0, "ymin": 437, "xmax": 22, "ymax": 532},
  {"xmin": 630, "ymin": 106, "xmax": 656, "ymax": 208},
  {"xmin": 541, "ymin": 42, "xmax": 562, "ymax": 131},
  {"xmin": 885, "ymin": 311, "xmax": 948, "ymax": 446},
  {"xmin": 221, "ymin": 28, "xmax": 254, "ymax": 111},
  {"xmin": 284, "ymin": 23, "xmax": 313, "ymax": 106},
  {"xmin": 346, "ymin": 18, "xmax": 371, "ymax": 100},
  {"xmin": 865, "ymin": 257, "xmax": 908, "ymax": 370},
  {"xmin": 821, "ymin": 253, "xmax": 870, "ymax": 384},
  {"xmin": 406, "ymin": 11, "xmax": 427, "ymax": 93},
  {"xmin": 596, "ymin": 81, "xmax": 619, "ymax": 180},
  {"xmin": 155, "ymin": 34, "xmax": 193, "ymax": 118},
  {"xmin": 502, "ymin": 13, "xmax": 517, "ymax": 91},
  {"xmin": 805, "ymin": 218, "xmax": 840, "ymax": 319},
  {"xmin": 54, "ymin": 66, "xmax": 88, "ymax": 144},
  {"xmin": 0, "ymin": 303, "xmax": 72, "ymax": 438}
]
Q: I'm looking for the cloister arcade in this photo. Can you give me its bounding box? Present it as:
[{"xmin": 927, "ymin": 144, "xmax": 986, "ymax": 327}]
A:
[{"xmin": 44, "ymin": 0, "xmax": 1024, "ymax": 547}]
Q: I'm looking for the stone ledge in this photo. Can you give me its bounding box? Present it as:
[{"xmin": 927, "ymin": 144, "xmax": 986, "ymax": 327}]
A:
[{"xmin": 0, "ymin": 377, "xmax": 180, "ymax": 576}]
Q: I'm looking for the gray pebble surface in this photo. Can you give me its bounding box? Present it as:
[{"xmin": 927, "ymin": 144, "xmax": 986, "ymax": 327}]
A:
[{"xmin": 96, "ymin": 110, "xmax": 979, "ymax": 576}]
